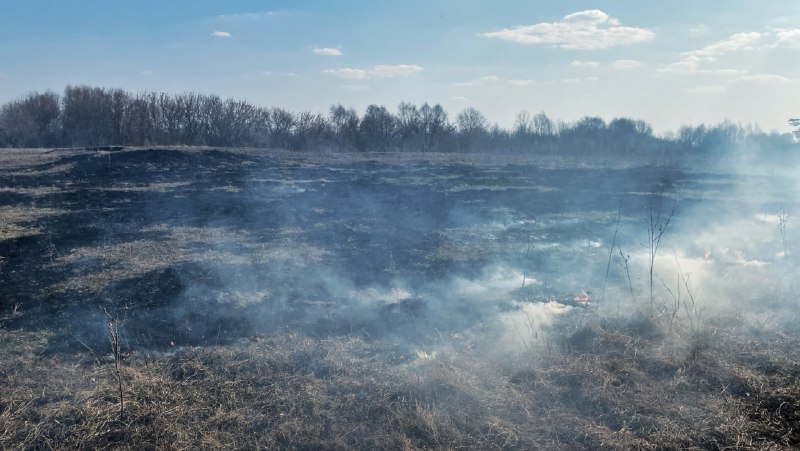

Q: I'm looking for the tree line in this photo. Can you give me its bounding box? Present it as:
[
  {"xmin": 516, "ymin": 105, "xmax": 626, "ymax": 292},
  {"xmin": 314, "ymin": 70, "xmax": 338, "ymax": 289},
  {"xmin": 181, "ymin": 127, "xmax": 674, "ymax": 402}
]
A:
[{"xmin": 0, "ymin": 85, "xmax": 795, "ymax": 160}]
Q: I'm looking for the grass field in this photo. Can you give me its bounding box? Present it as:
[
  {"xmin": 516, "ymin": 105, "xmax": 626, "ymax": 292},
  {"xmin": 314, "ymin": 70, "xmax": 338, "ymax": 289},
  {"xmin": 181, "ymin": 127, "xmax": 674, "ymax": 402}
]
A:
[{"xmin": 1, "ymin": 147, "xmax": 798, "ymax": 449}]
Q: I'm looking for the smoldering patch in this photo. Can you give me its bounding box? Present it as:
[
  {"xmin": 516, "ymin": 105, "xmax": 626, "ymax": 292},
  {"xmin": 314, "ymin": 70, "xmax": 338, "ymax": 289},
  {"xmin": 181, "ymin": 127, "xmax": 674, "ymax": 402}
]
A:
[{"xmin": 493, "ymin": 301, "xmax": 573, "ymax": 356}]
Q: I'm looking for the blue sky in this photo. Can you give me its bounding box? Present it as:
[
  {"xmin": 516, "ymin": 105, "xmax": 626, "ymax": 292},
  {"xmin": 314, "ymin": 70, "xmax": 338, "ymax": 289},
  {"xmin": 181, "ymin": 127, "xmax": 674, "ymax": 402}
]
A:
[{"xmin": 1, "ymin": 0, "xmax": 799, "ymax": 133}]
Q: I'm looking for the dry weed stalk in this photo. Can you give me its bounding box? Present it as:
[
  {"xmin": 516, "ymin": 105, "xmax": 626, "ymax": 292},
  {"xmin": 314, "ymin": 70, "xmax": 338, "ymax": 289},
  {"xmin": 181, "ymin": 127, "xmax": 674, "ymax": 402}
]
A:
[
  {"xmin": 680, "ymin": 273, "xmax": 702, "ymax": 333},
  {"xmin": 602, "ymin": 202, "xmax": 623, "ymax": 313},
  {"xmin": 521, "ymin": 213, "xmax": 536, "ymax": 292},
  {"xmin": 661, "ymin": 275, "xmax": 681, "ymax": 334},
  {"xmin": 666, "ymin": 247, "xmax": 703, "ymax": 334},
  {"xmin": 645, "ymin": 194, "xmax": 676, "ymax": 312},
  {"xmin": 105, "ymin": 309, "xmax": 125, "ymax": 421},
  {"xmin": 778, "ymin": 207, "xmax": 789, "ymax": 257},
  {"xmin": 617, "ymin": 247, "xmax": 634, "ymax": 311}
]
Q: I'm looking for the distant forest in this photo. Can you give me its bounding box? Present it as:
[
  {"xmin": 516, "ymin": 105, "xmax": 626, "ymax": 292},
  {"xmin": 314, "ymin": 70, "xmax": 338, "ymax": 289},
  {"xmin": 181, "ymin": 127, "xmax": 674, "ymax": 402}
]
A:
[{"xmin": 0, "ymin": 85, "xmax": 796, "ymax": 160}]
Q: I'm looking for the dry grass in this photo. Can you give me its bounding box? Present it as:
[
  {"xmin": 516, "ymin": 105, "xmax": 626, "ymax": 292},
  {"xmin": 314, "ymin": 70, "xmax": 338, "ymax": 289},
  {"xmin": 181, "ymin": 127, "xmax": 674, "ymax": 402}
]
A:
[
  {"xmin": 0, "ymin": 312, "xmax": 798, "ymax": 450},
  {"xmin": 1, "ymin": 147, "xmax": 798, "ymax": 449},
  {"xmin": 0, "ymin": 206, "xmax": 66, "ymax": 240}
]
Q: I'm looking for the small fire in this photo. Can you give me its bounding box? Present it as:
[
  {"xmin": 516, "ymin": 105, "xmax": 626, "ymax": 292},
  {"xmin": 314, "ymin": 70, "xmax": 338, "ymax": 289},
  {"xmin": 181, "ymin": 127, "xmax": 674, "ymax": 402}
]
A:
[{"xmin": 573, "ymin": 290, "xmax": 592, "ymax": 307}]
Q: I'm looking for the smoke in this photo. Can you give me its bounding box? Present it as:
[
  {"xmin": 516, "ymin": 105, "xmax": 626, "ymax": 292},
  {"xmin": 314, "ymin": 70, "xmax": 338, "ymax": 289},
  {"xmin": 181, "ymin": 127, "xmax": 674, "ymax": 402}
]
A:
[{"xmin": 25, "ymin": 148, "xmax": 794, "ymax": 364}]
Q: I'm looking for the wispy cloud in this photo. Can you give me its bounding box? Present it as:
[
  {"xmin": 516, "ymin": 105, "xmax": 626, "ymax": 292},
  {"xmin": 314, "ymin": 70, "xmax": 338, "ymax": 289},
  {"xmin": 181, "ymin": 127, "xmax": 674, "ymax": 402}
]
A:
[
  {"xmin": 313, "ymin": 47, "xmax": 343, "ymax": 56},
  {"xmin": 255, "ymin": 71, "xmax": 299, "ymax": 78},
  {"xmin": 508, "ymin": 78, "xmax": 538, "ymax": 86},
  {"xmin": 685, "ymin": 85, "xmax": 726, "ymax": 94},
  {"xmin": 481, "ymin": 10, "xmax": 654, "ymax": 50},
  {"xmin": 453, "ymin": 75, "xmax": 512, "ymax": 87},
  {"xmin": 689, "ymin": 24, "xmax": 711, "ymax": 36},
  {"xmin": 450, "ymin": 96, "xmax": 469, "ymax": 102},
  {"xmin": 571, "ymin": 60, "xmax": 601, "ymax": 68},
  {"xmin": 683, "ymin": 73, "xmax": 793, "ymax": 95},
  {"xmin": 562, "ymin": 76, "xmax": 598, "ymax": 83},
  {"xmin": 732, "ymin": 73, "xmax": 792, "ymax": 83},
  {"xmin": 323, "ymin": 64, "xmax": 423, "ymax": 80},
  {"xmin": 773, "ymin": 28, "xmax": 800, "ymax": 48},
  {"xmin": 141, "ymin": 70, "xmax": 154, "ymax": 76},
  {"xmin": 660, "ymin": 32, "xmax": 761, "ymax": 74},
  {"xmin": 612, "ymin": 59, "xmax": 642, "ymax": 69},
  {"xmin": 344, "ymin": 84, "xmax": 370, "ymax": 91},
  {"xmin": 663, "ymin": 28, "xmax": 800, "ymax": 77},
  {"xmin": 218, "ymin": 11, "xmax": 279, "ymax": 21},
  {"xmin": 210, "ymin": 31, "xmax": 232, "ymax": 38},
  {"xmin": 687, "ymin": 32, "xmax": 762, "ymax": 59},
  {"xmin": 455, "ymin": 75, "xmax": 596, "ymax": 87},
  {"xmin": 660, "ymin": 63, "xmax": 743, "ymax": 76}
]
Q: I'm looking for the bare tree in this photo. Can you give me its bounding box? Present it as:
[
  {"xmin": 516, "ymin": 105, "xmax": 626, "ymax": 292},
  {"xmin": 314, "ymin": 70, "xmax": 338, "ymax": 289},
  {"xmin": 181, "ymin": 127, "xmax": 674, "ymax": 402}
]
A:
[
  {"xmin": 359, "ymin": 105, "xmax": 398, "ymax": 151},
  {"xmin": 531, "ymin": 112, "xmax": 555, "ymax": 137},
  {"xmin": 329, "ymin": 104, "xmax": 360, "ymax": 150},
  {"xmin": 514, "ymin": 110, "xmax": 533, "ymax": 137},
  {"xmin": 268, "ymin": 108, "xmax": 295, "ymax": 149},
  {"xmin": 396, "ymin": 102, "xmax": 425, "ymax": 151},
  {"xmin": 0, "ymin": 91, "xmax": 61, "ymax": 147},
  {"xmin": 455, "ymin": 107, "xmax": 488, "ymax": 151},
  {"xmin": 419, "ymin": 103, "xmax": 449, "ymax": 151}
]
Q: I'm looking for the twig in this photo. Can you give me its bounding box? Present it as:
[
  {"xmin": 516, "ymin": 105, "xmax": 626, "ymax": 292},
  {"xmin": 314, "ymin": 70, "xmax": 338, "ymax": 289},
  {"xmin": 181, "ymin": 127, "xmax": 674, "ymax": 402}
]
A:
[
  {"xmin": 645, "ymin": 194, "xmax": 676, "ymax": 312},
  {"xmin": 778, "ymin": 207, "xmax": 789, "ymax": 257},
  {"xmin": 601, "ymin": 201, "xmax": 623, "ymax": 312},
  {"xmin": 617, "ymin": 248, "xmax": 634, "ymax": 316},
  {"xmin": 104, "ymin": 309, "xmax": 125, "ymax": 421}
]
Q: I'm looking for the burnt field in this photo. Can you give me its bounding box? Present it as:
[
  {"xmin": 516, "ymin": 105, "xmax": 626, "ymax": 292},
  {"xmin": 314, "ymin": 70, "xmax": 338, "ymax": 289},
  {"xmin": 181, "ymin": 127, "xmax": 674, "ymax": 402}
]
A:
[{"xmin": 1, "ymin": 147, "xmax": 799, "ymax": 450}]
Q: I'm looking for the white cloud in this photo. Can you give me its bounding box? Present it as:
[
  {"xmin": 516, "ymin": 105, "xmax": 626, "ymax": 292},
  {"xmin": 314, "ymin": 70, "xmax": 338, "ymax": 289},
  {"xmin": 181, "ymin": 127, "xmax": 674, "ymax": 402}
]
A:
[
  {"xmin": 453, "ymin": 75, "xmax": 537, "ymax": 87},
  {"xmin": 344, "ymin": 84, "xmax": 370, "ymax": 91},
  {"xmin": 561, "ymin": 77, "xmax": 598, "ymax": 83},
  {"xmin": 325, "ymin": 68, "xmax": 368, "ymax": 79},
  {"xmin": 218, "ymin": 11, "xmax": 278, "ymax": 20},
  {"xmin": 687, "ymin": 32, "xmax": 762, "ymax": 59},
  {"xmin": 677, "ymin": 73, "xmax": 793, "ymax": 92},
  {"xmin": 685, "ymin": 85, "xmax": 726, "ymax": 94},
  {"xmin": 453, "ymin": 76, "xmax": 495, "ymax": 87},
  {"xmin": 257, "ymin": 71, "xmax": 299, "ymax": 78},
  {"xmin": 732, "ymin": 73, "xmax": 791, "ymax": 83},
  {"xmin": 369, "ymin": 65, "xmax": 423, "ymax": 78},
  {"xmin": 689, "ymin": 24, "xmax": 711, "ymax": 36},
  {"xmin": 660, "ymin": 62, "xmax": 743, "ymax": 75},
  {"xmin": 773, "ymin": 28, "xmax": 800, "ymax": 48},
  {"xmin": 323, "ymin": 64, "xmax": 423, "ymax": 80},
  {"xmin": 660, "ymin": 32, "xmax": 762, "ymax": 75},
  {"xmin": 508, "ymin": 78, "xmax": 537, "ymax": 86},
  {"xmin": 612, "ymin": 59, "xmax": 642, "ymax": 69},
  {"xmin": 571, "ymin": 60, "xmax": 601, "ymax": 68},
  {"xmin": 455, "ymin": 75, "xmax": 601, "ymax": 87},
  {"xmin": 450, "ymin": 96, "xmax": 469, "ymax": 102},
  {"xmin": 313, "ymin": 47, "xmax": 343, "ymax": 56},
  {"xmin": 210, "ymin": 31, "xmax": 232, "ymax": 38},
  {"xmin": 481, "ymin": 10, "xmax": 654, "ymax": 50}
]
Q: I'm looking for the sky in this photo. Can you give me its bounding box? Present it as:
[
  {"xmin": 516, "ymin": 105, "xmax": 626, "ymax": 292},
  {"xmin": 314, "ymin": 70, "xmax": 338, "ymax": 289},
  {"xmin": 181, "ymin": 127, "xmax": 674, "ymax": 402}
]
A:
[{"xmin": 1, "ymin": 0, "xmax": 799, "ymax": 134}]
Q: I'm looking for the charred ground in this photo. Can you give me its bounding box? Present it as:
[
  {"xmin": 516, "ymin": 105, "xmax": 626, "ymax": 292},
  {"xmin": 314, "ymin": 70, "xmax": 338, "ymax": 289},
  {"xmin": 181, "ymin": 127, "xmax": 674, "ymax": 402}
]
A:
[{"xmin": 0, "ymin": 147, "xmax": 798, "ymax": 450}]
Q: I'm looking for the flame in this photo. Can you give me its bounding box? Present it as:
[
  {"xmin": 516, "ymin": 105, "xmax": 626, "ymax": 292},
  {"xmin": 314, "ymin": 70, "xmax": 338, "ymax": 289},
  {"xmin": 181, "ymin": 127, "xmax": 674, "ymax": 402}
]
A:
[{"xmin": 573, "ymin": 290, "xmax": 591, "ymax": 306}]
